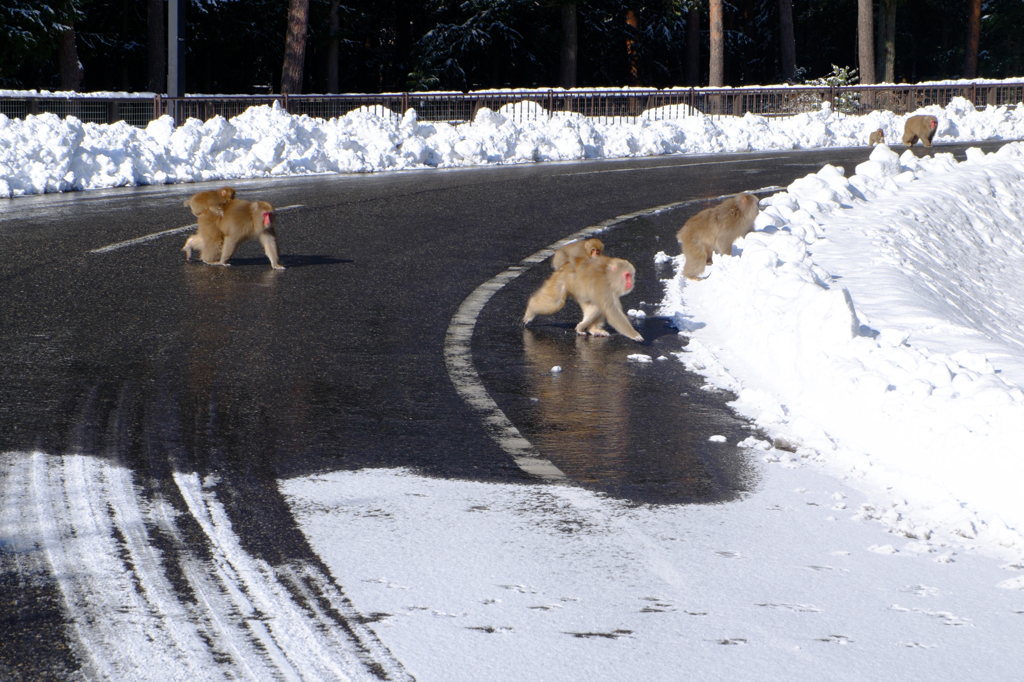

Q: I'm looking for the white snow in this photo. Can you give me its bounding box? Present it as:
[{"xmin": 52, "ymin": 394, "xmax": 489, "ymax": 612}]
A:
[
  {"xmin": 4, "ymin": 90, "xmax": 1024, "ymax": 678},
  {"xmin": 659, "ymin": 142, "xmax": 1024, "ymax": 560},
  {"xmin": 1, "ymin": 90, "xmax": 1023, "ymax": 198},
  {"xmin": 280, "ymin": 140, "xmax": 1024, "ymax": 679}
]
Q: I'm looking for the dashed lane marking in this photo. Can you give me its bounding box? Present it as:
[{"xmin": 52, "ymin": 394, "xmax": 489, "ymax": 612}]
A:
[{"xmin": 88, "ymin": 204, "xmax": 304, "ymax": 254}]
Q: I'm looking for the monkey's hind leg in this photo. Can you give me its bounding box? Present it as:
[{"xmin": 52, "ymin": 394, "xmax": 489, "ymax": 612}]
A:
[
  {"xmin": 259, "ymin": 232, "xmax": 285, "ymax": 270},
  {"xmin": 682, "ymin": 241, "xmax": 710, "ymax": 280},
  {"xmin": 575, "ymin": 303, "xmax": 606, "ymax": 336},
  {"xmin": 523, "ymin": 277, "xmax": 568, "ymax": 325}
]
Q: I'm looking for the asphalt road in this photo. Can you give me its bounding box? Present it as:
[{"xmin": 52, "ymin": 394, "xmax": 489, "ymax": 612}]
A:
[{"xmin": 0, "ymin": 141, "xmax": 1009, "ymax": 679}]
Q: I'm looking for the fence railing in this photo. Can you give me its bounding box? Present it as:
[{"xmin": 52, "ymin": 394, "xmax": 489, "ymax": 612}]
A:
[{"xmin": 2, "ymin": 82, "xmax": 1022, "ymax": 128}]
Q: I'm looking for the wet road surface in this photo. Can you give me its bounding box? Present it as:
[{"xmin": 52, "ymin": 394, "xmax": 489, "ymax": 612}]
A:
[{"xmin": 0, "ymin": 142, "xmax": 1008, "ymax": 679}]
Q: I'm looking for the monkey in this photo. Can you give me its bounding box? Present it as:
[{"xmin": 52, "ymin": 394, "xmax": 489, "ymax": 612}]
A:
[
  {"xmin": 902, "ymin": 115, "xmax": 938, "ymax": 147},
  {"xmin": 182, "ymin": 232, "xmax": 203, "ymax": 261},
  {"xmin": 675, "ymin": 192, "xmax": 759, "ymax": 280},
  {"xmin": 183, "ymin": 186, "xmax": 236, "ymax": 217},
  {"xmin": 523, "ymin": 256, "xmax": 643, "ymax": 342},
  {"xmin": 182, "ymin": 186, "xmax": 236, "ymax": 261},
  {"xmin": 552, "ymin": 237, "xmax": 604, "ymax": 270},
  {"xmin": 193, "ymin": 199, "xmax": 284, "ymax": 270},
  {"xmin": 868, "ymin": 129, "xmax": 885, "ymax": 146}
]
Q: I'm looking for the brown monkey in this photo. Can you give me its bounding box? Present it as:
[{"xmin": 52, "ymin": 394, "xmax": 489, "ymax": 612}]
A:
[
  {"xmin": 195, "ymin": 199, "xmax": 283, "ymax": 270},
  {"xmin": 523, "ymin": 256, "xmax": 643, "ymax": 341},
  {"xmin": 183, "ymin": 186, "xmax": 236, "ymax": 217},
  {"xmin": 676, "ymin": 192, "xmax": 759, "ymax": 280},
  {"xmin": 868, "ymin": 129, "xmax": 885, "ymax": 146},
  {"xmin": 182, "ymin": 186, "xmax": 236, "ymax": 261},
  {"xmin": 552, "ymin": 238, "xmax": 604, "ymax": 270},
  {"xmin": 182, "ymin": 232, "xmax": 204, "ymax": 261},
  {"xmin": 902, "ymin": 115, "xmax": 938, "ymax": 147}
]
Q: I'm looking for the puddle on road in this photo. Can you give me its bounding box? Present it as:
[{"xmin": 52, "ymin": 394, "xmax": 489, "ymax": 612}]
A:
[{"xmin": 474, "ymin": 207, "xmax": 760, "ymax": 506}]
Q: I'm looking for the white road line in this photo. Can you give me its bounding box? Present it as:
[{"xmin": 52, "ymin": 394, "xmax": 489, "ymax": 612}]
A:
[
  {"xmin": 88, "ymin": 204, "xmax": 305, "ymax": 254},
  {"xmin": 444, "ymin": 189, "xmax": 782, "ymax": 481}
]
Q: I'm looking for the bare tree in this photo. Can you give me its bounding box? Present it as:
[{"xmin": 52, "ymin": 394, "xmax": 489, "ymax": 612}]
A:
[
  {"xmin": 560, "ymin": 3, "xmax": 577, "ymax": 88},
  {"xmin": 327, "ymin": 0, "xmax": 340, "ymax": 93},
  {"xmin": 778, "ymin": 0, "xmax": 796, "ymax": 82},
  {"xmin": 281, "ymin": 0, "xmax": 310, "ymax": 94},
  {"xmin": 57, "ymin": 0, "xmax": 82, "ymax": 91},
  {"xmin": 147, "ymin": 0, "xmax": 165, "ymax": 92},
  {"xmin": 709, "ymin": 0, "xmax": 723, "ymax": 86},
  {"xmin": 857, "ymin": 0, "xmax": 875, "ymax": 83},
  {"xmin": 686, "ymin": 5, "xmax": 700, "ymax": 86},
  {"xmin": 963, "ymin": 0, "xmax": 981, "ymax": 78}
]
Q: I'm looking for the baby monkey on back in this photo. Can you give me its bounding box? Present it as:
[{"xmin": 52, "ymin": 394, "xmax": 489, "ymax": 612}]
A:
[
  {"xmin": 524, "ymin": 240, "xmax": 643, "ymax": 342},
  {"xmin": 182, "ymin": 186, "xmax": 284, "ymax": 270},
  {"xmin": 677, "ymin": 192, "xmax": 760, "ymax": 280}
]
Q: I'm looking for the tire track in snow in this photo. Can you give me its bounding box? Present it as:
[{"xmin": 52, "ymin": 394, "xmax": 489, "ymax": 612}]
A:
[{"xmin": 0, "ymin": 451, "xmax": 409, "ymax": 681}]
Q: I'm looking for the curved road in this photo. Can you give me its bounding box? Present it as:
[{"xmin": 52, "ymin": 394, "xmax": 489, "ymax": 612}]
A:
[{"xmin": 0, "ymin": 142, "xmax": 1005, "ymax": 680}]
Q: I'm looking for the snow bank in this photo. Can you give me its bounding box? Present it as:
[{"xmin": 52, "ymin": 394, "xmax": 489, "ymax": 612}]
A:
[
  {"xmin": 659, "ymin": 142, "xmax": 1024, "ymax": 561},
  {"xmin": 2, "ymin": 94, "xmax": 1024, "ymax": 198}
]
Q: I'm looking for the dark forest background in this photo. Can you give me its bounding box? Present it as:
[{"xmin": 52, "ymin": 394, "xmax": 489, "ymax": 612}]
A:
[{"xmin": 2, "ymin": 0, "xmax": 1022, "ymax": 95}]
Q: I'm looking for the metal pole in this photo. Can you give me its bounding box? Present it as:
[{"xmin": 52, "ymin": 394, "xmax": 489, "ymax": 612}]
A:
[{"xmin": 167, "ymin": 0, "xmax": 185, "ymax": 97}]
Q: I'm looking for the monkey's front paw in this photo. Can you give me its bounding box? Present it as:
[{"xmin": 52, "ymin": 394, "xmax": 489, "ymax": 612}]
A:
[
  {"xmin": 589, "ymin": 329, "xmax": 610, "ymax": 337},
  {"xmin": 631, "ymin": 334, "xmax": 644, "ymax": 342}
]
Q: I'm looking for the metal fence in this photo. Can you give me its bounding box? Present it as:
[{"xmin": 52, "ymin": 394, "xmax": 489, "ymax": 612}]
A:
[{"xmin": 2, "ymin": 82, "xmax": 1022, "ymax": 128}]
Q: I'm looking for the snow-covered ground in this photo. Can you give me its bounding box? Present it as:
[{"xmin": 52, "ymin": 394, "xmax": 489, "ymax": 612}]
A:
[
  {"xmin": 3, "ymin": 94, "xmax": 1024, "ymax": 678},
  {"xmin": 280, "ymin": 142, "xmax": 1024, "ymax": 680},
  {"xmin": 1, "ymin": 89, "xmax": 1024, "ymax": 198}
]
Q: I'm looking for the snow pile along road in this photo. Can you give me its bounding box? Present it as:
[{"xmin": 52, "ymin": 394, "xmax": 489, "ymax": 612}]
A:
[
  {"xmin": 659, "ymin": 142, "xmax": 1024, "ymax": 567},
  {"xmin": 1, "ymin": 93, "xmax": 1024, "ymax": 198}
]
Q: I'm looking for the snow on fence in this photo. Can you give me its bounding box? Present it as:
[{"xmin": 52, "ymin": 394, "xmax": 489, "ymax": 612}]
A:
[{"xmin": 1, "ymin": 82, "xmax": 1023, "ymax": 128}]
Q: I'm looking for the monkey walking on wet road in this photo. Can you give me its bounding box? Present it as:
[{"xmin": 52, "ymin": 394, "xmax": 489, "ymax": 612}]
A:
[
  {"xmin": 524, "ymin": 255, "xmax": 643, "ymax": 342},
  {"xmin": 182, "ymin": 189, "xmax": 284, "ymax": 270}
]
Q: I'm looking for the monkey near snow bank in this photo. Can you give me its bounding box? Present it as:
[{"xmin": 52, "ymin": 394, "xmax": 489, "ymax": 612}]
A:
[
  {"xmin": 523, "ymin": 256, "xmax": 643, "ymax": 342},
  {"xmin": 676, "ymin": 192, "xmax": 759, "ymax": 280},
  {"xmin": 868, "ymin": 129, "xmax": 885, "ymax": 146},
  {"xmin": 551, "ymin": 238, "xmax": 604, "ymax": 270},
  {"xmin": 902, "ymin": 115, "xmax": 938, "ymax": 147},
  {"xmin": 187, "ymin": 199, "xmax": 284, "ymax": 270}
]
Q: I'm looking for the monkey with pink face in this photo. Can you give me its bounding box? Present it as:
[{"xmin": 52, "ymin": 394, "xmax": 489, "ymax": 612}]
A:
[
  {"xmin": 902, "ymin": 115, "xmax": 939, "ymax": 147},
  {"xmin": 551, "ymin": 238, "xmax": 604, "ymax": 270},
  {"xmin": 524, "ymin": 255, "xmax": 643, "ymax": 341}
]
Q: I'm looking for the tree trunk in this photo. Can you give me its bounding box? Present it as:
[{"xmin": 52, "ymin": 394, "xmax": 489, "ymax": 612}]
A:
[
  {"xmin": 147, "ymin": 0, "xmax": 165, "ymax": 92},
  {"xmin": 58, "ymin": 1, "xmax": 82, "ymax": 91},
  {"xmin": 625, "ymin": 9, "xmax": 640, "ymax": 85},
  {"xmin": 709, "ymin": 0, "xmax": 723, "ymax": 87},
  {"xmin": 686, "ymin": 7, "xmax": 700, "ymax": 86},
  {"xmin": 962, "ymin": 0, "xmax": 981, "ymax": 79},
  {"xmin": 778, "ymin": 0, "xmax": 796, "ymax": 82},
  {"xmin": 876, "ymin": 0, "xmax": 895, "ymax": 82},
  {"xmin": 327, "ymin": 0, "xmax": 340, "ymax": 93},
  {"xmin": 559, "ymin": 3, "xmax": 578, "ymax": 88},
  {"xmin": 857, "ymin": 0, "xmax": 875, "ymax": 84},
  {"xmin": 281, "ymin": 0, "xmax": 310, "ymax": 95}
]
